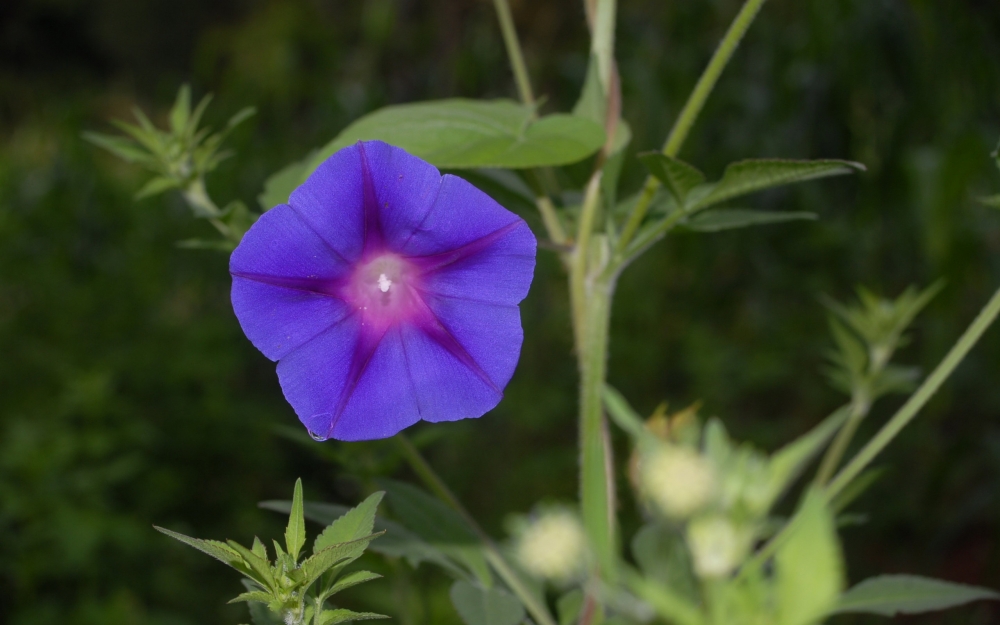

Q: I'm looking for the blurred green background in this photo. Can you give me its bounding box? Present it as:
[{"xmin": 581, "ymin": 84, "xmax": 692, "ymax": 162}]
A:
[{"xmin": 2, "ymin": 0, "xmax": 1000, "ymax": 623}]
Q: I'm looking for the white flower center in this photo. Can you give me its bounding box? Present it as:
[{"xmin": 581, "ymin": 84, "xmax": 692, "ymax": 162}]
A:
[{"xmin": 377, "ymin": 273, "xmax": 392, "ymax": 293}]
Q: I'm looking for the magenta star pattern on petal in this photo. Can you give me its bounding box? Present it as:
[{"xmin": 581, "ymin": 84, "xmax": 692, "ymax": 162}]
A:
[{"xmin": 230, "ymin": 141, "xmax": 537, "ymax": 441}]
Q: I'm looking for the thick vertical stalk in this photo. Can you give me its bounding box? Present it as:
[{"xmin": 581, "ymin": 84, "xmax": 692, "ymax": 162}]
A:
[{"xmin": 577, "ymin": 273, "xmax": 618, "ymax": 580}]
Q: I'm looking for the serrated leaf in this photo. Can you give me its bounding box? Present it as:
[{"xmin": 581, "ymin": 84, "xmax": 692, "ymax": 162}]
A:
[
  {"xmin": 314, "ymin": 491, "xmax": 385, "ymax": 554},
  {"xmin": 638, "ymin": 153, "xmax": 706, "ymax": 206},
  {"xmin": 170, "ymin": 85, "xmax": 192, "ymax": 136},
  {"xmin": 449, "ymin": 581, "xmax": 525, "ymax": 625},
  {"xmin": 691, "ymin": 159, "xmax": 864, "ymax": 211},
  {"xmin": 251, "ymin": 537, "xmax": 268, "ymax": 561},
  {"xmin": 286, "ymin": 478, "xmax": 306, "ymax": 561},
  {"xmin": 229, "ymin": 590, "xmax": 274, "ymax": 605},
  {"xmin": 682, "ymin": 209, "xmax": 817, "ymax": 232},
  {"xmin": 831, "ymin": 574, "xmax": 1000, "ymax": 616},
  {"xmin": 301, "ymin": 533, "xmax": 381, "ymax": 587},
  {"xmin": 135, "ymin": 176, "xmax": 180, "ymax": 199},
  {"xmin": 316, "ymin": 609, "xmax": 388, "ymax": 625},
  {"xmin": 259, "ymin": 498, "xmax": 472, "ymax": 580},
  {"xmin": 227, "ymin": 539, "xmax": 278, "ymax": 590},
  {"xmin": 309, "ymin": 99, "xmax": 605, "ymax": 170},
  {"xmin": 326, "ymin": 570, "xmax": 382, "ymax": 596},
  {"xmin": 765, "ymin": 407, "xmax": 850, "ymax": 507},
  {"xmin": 154, "ymin": 526, "xmax": 254, "ymax": 576},
  {"xmin": 776, "ymin": 491, "xmax": 844, "ymax": 625}
]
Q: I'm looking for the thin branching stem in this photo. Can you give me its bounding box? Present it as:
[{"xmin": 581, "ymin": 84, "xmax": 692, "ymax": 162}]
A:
[
  {"xmin": 826, "ymin": 285, "xmax": 1000, "ymax": 499},
  {"xmin": 616, "ymin": 0, "xmax": 768, "ymax": 253},
  {"xmin": 492, "ymin": 0, "xmax": 536, "ymax": 111},
  {"xmin": 393, "ymin": 435, "xmax": 558, "ymax": 625}
]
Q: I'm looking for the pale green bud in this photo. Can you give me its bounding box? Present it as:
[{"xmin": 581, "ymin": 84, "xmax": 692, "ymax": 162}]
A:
[
  {"xmin": 516, "ymin": 511, "xmax": 587, "ymax": 582},
  {"xmin": 686, "ymin": 515, "xmax": 749, "ymax": 578},
  {"xmin": 641, "ymin": 445, "xmax": 717, "ymax": 519}
]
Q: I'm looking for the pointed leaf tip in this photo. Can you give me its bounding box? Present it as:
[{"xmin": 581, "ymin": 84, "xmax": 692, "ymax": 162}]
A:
[{"xmin": 286, "ymin": 478, "xmax": 306, "ymax": 562}]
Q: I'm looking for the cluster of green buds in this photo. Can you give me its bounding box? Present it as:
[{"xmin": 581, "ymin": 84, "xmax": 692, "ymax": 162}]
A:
[
  {"xmin": 512, "ymin": 506, "xmax": 589, "ymax": 584},
  {"xmin": 607, "ymin": 388, "xmax": 848, "ymax": 581},
  {"xmin": 85, "ymin": 85, "xmax": 257, "ymax": 249},
  {"xmin": 156, "ymin": 480, "xmax": 386, "ymax": 625}
]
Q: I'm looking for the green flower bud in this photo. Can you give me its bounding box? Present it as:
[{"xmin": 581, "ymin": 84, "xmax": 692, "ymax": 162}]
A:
[
  {"xmin": 686, "ymin": 515, "xmax": 749, "ymax": 578},
  {"xmin": 641, "ymin": 445, "xmax": 717, "ymax": 519},
  {"xmin": 516, "ymin": 510, "xmax": 587, "ymax": 582}
]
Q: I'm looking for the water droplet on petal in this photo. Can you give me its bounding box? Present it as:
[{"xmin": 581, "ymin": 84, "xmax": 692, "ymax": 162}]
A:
[{"xmin": 308, "ymin": 429, "xmax": 327, "ymax": 442}]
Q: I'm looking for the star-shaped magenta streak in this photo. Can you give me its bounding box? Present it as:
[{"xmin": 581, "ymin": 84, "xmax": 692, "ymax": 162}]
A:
[{"xmin": 230, "ymin": 141, "xmax": 537, "ymax": 441}]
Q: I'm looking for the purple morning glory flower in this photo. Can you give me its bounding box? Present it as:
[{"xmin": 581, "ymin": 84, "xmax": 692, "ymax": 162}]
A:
[{"xmin": 230, "ymin": 141, "xmax": 537, "ymax": 441}]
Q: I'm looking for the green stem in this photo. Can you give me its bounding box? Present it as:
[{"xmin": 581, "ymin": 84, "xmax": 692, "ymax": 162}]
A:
[
  {"xmin": 492, "ymin": 0, "xmax": 536, "ymax": 109},
  {"xmin": 577, "ymin": 274, "xmax": 618, "ymax": 580},
  {"xmin": 813, "ymin": 393, "xmax": 870, "ymax": 486},
  {"xmin": 743, "ymin": 284, "xmax": 1000, "ymax": 575},
  {"xmin": 571, "ymin": 173, "xmax": 605, "ymax": 348},
  {"xmin": 826, "ymin": 285, "xmax": 1000, "ymax": 499},
  {"xmin": 393, "ymin": 436, "xmax": 557, "ymax": 625},
  {"xmin": 616, "ymin": 0, "xmax": 768, "ymax": 253}
]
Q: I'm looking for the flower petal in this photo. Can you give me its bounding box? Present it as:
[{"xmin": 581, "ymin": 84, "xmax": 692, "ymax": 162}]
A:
[
  {"xmin": 398, "ymin": 319, "xmax": 505, "ymax": 424},
  {"xmin": 231, "ymin": 203, "xmax": 353, "ymax": 360},
  {"xmin": 357, "ymin": 140, "xmax": 443, "ymax": 251},
  {"xmin": 328, "ymin": 325, "xmax": 423, "ymax": 440},
  {"xmin": 417, "ymin": 219, "xmax": 536, "ymax": 306},
  {"xmin": 416, "ymin": 293, "xmax": 524, "ymax": 416},
  {"xmin": 396, "ymin": 173, "xmax": 525, "ymax": 257},
  {"xmin": 287, "ymin": 144, "xmax": 368, "ymax": 262}
]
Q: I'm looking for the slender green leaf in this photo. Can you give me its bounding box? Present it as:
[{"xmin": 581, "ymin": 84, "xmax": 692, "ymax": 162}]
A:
[
  {"xmin": 449, "ymin": 581, "xmax": 525, "ymax": 625},
  {"xmin": 83, "ymin": 132, "xmax": 154, "ymax": 164},
  {"xmin": 638, "ymin": 153, "xmax": 706, "ymax": 205},
  {"xmin": 186, "ymin": 94, "xmax": 214, "ymax": 140},
  {"xmin": 169, "ymin": 85, "xmax": 192, "ymax": 136},
  {"xmin": 309, "ymin": 99, "xmax": 605, "ymax": 170},
  {"xmin": 978, "ymin": 194, "xmax": 1000, "ymax": 209},
  {"xmin": 829, "ymin": 467, "xmax": 885, "ymax": 513},
  {"xmin": 775, "ymin": 491, "xmax": 844, "ymax": 625},
  {"xmin": 314, "ymin": 491, "xmax": 385, "ymax": 554},
  {"xmin": 229, "ymin": 590, "xmax": 273, "ymax": 605},
  {"xmin": 226, "ymin": 106, "xmax": 257, "ymax": 132},
  {"xmin": 691, "ymin": 159, "xmax": 864, "ymax": 211},
  {"xmin": 766, "ymin": 407, "xmax": 850, "ymax": 506},
  {"xmin": 286, "ymin": 478, "xmax": 306, "ymax": 561},
  {"xmin": 251, "ymin": 537, "xmax": 268, "ymax": 561},
  {"xmin": 135, "ymin": 176, "xmax": 180, "ymax": 199},
  {"xmin": 226, "ymin": 540, "xmax": 277, "ymax": 590},
  {"xmin": 602, "ymin": 384, "xmax": 649, "ymax": 440},
  {"xmin": 300, "ymin": 533, "xmax": 381, "ymax": 587},
  {"xmin": 682, "ymin": 209, "xmax": 817, "ymax": 232},
  {"xmin": 316, "ymin": 609, "xmax": 388, "ymax": 625},
  {"xmin": 154, "ymin": 526, "xmax": 249, "ymax": 572},
  {"xmin": 832, "ymin": 574, "xmax": 1000, "ymax": 616},
  {"xmin": 326, "ymin": 570, "xmax": 382, "ymax": 596}
]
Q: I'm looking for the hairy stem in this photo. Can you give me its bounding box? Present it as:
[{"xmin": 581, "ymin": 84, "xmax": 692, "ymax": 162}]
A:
[
  {"xmin": 616, "ymin": 0, "xmax": 768, "ymax": 252},
  {"xmin": 394, "ymin": 436, "xmax": 557, "ymax": 625},
  {"xmin": 577, "ymin": 274, "xmax": 618, "ymax": 581},
  {"xmin": 826, "ymin": 285, "xmax": 1000, "ymax": 499}
]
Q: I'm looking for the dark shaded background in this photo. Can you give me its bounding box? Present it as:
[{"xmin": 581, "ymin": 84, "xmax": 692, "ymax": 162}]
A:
[{"xmin": 2, "ymin": 0, "xmax": 1000, "ymax": 624}]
